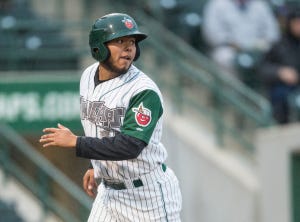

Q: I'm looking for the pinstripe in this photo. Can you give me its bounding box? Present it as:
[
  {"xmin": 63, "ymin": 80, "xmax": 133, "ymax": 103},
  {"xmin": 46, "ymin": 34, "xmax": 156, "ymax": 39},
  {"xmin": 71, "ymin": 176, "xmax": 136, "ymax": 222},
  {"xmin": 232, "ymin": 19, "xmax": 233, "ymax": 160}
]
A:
[
  {"xmin": 109, "ymin": 189, "xmax": 116, "ymax": 221},
  {"xmin": 132, "ymin": 190, "xmax": 142, "ymax": 222},
  {"xmin": 153, "ymin": 182, "xmax": 162, "ymax": 220},
  {"xmin": 158, "ymin": 182, "xmax": 169, "ymax": 222},
  {"xmin": 136, "ymin": 187, "xmax": 146, "ymax": 222},
  {"xmin": 144, "ymin": 171, "xmax": 156, "ymax": 218},
  {"xmin": 123, "ymin": 190, "xmax": 131, "ymax": 222}
]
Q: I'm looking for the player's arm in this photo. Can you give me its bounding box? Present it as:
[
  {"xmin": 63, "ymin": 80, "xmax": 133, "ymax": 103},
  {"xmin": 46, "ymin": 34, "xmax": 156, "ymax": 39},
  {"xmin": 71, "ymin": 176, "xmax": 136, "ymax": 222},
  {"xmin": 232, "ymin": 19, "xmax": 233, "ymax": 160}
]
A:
[
  {"xmin": 76, "ymin": 133, "xmax": 146, "ymax": 160},
  {"xmin": 76, "ymin": 89, "xmax": 163, "ymax": 160}
]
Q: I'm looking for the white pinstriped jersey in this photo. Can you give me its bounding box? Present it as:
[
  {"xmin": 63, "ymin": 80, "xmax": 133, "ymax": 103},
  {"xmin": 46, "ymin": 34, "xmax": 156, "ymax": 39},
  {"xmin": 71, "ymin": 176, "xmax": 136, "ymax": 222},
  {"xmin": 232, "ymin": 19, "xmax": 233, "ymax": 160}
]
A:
[{"xmin": 79, "ymin": 62, "xmax": 168, "ymax": 181}]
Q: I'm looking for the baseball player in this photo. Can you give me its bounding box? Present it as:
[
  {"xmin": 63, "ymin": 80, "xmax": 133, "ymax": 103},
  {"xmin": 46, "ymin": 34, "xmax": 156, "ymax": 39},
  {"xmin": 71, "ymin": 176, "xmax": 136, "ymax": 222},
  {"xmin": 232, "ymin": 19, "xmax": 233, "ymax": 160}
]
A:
[{"xmin": 39, "ymin": 13, "xmax": 182, "ymax": 221}]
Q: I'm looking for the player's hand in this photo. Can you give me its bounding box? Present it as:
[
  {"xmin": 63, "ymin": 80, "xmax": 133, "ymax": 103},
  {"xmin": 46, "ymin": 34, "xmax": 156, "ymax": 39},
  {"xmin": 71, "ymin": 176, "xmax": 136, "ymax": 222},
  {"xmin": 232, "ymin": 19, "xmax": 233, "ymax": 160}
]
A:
[
  {"xmin": 83, "ymin": 169, "xmax": 97, "ymax": 198},
  {"xmin": 39, "ymin": 123, "xmax": 77, "ymax": 148}
]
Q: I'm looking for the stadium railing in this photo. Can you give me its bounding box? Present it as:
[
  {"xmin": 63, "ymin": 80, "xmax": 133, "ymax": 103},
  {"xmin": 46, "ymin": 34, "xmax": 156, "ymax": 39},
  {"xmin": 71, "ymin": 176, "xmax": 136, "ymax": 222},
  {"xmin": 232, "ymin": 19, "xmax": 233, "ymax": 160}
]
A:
[{"xmin": 0, "ymin": 124, "xmax": 92, "ymax": 222}]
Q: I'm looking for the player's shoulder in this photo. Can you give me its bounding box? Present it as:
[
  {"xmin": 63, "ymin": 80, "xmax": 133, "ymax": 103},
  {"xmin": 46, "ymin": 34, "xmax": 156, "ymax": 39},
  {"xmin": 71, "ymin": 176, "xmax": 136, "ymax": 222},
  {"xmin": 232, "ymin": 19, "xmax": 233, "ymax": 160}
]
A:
[
  {"xmin": 129, "ymin": 65, "xmax": 162, "ymax": 98},
  {"xmin": 130, "ymin": 66, "xmax": 158, "ymax": 88},
  {"xmin": 80, "ymin": 62, "xmax": 98, "ymax": 82}
]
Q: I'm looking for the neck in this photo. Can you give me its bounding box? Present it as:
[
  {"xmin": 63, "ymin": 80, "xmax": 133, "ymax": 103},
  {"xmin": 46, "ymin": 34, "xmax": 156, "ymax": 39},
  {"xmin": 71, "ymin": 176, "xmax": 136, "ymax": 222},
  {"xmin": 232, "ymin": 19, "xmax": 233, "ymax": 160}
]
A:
[{"xmin": 98, "ymin": 65, "xmax": 118, "ymax": 81}]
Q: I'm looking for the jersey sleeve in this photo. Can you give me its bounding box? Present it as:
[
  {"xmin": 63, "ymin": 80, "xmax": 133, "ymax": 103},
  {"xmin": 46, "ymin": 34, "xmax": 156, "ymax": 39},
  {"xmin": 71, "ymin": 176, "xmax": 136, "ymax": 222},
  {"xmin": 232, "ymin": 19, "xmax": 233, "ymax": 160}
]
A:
[{"xmin": 121, "ymin": 89, "xmax": 163, "ymax": 144}]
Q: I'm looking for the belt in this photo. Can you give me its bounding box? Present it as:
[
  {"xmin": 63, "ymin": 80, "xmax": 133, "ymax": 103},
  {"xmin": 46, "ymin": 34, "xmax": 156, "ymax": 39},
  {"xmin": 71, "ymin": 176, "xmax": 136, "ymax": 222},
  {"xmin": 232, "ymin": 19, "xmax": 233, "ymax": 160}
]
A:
[{"xmin": 103, "ymin": 163, "xmax": 167, "ymax": 190}]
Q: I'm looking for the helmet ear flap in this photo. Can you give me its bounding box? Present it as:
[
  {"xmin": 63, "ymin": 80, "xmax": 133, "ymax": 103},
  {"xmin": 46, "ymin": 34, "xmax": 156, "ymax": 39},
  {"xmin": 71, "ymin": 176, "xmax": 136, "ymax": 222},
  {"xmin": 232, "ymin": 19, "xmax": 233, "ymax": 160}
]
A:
[
  {"xmin": 133, "ymin": 43, "xmax": 140, "ymax": 61},
  {"xmin": 91, "ymin": 45, "xmax": 109, "ymax": 62}
]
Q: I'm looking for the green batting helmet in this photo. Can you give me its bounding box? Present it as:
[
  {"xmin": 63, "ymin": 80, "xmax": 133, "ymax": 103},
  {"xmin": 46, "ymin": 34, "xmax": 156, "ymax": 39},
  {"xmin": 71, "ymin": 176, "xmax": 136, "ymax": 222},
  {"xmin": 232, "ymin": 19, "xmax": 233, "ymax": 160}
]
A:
[{"xmin": 89, "ymin": 13, "xmax": 148, "ymax": 62}]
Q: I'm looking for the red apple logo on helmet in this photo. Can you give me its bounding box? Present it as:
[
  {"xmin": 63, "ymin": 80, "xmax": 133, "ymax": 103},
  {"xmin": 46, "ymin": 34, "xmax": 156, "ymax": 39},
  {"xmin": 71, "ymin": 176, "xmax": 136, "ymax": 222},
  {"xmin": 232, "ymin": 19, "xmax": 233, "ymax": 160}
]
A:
[
  {"xmin": 132, "ymin": 103, "xmax": 151, "ymax": 127},
  {"xmin": 122, "ymin": 18, "xmax": 134, "ymax": 29}
]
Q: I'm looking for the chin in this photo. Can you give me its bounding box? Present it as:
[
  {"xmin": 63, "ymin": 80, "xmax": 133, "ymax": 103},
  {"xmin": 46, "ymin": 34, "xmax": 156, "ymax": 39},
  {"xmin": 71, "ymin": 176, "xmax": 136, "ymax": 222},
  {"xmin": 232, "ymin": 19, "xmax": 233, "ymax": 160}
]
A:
[
  {"xmin": 103, "ymin": 59, "xmax": 132, "ymax": 75},
  {"xmin": 119, "ymin": 67, "xmax": 130, "ymax": 75},
  {"xmin": 119, "ymin": 63, "xmax": 132, "ymax": 74}
]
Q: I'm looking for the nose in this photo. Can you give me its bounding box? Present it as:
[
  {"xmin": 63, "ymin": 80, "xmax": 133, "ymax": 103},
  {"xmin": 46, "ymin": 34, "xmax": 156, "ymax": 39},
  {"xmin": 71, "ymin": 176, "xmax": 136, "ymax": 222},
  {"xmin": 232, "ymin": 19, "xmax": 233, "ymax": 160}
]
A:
[
  {"xmin": 123, "ymin": 39, "xmax": 135, "ymax": 51},
  {"xmin": 124, "ymin": 43, "xmax": 133, "ymax": 52}
]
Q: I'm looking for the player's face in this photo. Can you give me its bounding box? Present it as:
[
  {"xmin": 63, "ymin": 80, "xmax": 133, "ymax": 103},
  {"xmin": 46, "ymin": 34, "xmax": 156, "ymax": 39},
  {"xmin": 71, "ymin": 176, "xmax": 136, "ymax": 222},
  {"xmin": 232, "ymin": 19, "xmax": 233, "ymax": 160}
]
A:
[{"xmin": 104, "ymin": 36, "xmax": 137, "ymax": 75}]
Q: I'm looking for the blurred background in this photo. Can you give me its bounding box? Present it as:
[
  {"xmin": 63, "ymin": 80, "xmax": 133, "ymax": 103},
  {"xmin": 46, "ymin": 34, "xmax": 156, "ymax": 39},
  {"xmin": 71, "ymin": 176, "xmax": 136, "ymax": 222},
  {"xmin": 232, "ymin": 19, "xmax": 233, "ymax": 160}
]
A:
[{"xmin": 1, "ymin": 0, "xmax": 300, "ymax": 221}]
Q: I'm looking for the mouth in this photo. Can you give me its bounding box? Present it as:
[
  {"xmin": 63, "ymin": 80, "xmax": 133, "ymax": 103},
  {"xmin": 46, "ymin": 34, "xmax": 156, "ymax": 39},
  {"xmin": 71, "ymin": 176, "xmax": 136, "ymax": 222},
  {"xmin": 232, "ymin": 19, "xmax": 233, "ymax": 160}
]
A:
[{"xmin": 120, "ymin": 55, "xmax": 132, "ymax": 61}]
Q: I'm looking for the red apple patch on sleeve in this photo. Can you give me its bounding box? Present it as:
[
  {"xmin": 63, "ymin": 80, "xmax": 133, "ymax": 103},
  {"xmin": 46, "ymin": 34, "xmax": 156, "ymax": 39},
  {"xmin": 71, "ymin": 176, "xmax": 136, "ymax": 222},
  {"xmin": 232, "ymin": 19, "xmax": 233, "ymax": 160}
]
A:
[{"xmin": 132, "ymin": 102, "xmax": 151, "ymax": 127}]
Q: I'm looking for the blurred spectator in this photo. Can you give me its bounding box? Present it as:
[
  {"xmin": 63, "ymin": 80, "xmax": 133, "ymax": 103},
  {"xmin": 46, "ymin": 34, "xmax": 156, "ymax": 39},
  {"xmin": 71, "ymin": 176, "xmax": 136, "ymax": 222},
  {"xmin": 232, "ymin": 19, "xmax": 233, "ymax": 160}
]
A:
[
  {"xmin": 259, "ymin": 6, "xmax": 300, "ymax": 124},
  {"xmin": 202, "ymin": 0, "xmax": 280, "ymax": 80}
]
